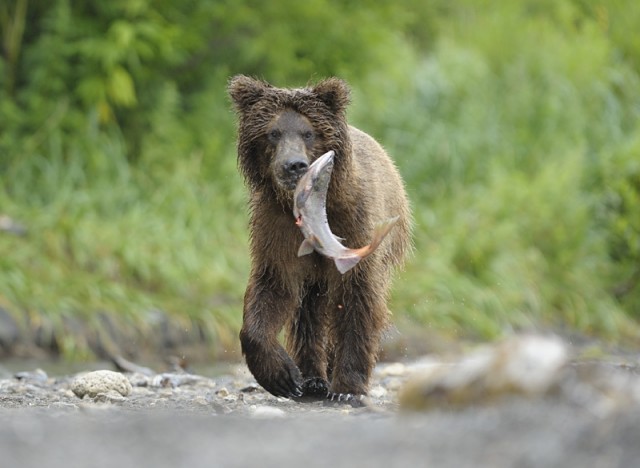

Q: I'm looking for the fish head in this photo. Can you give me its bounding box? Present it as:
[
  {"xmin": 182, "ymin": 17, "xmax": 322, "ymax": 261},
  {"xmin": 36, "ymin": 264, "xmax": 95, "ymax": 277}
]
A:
[
  {"xmin": 306, "ymin": 150, "xmax": 335, "ymax": 186},
  {"xmin": 293, "ymin": 150, "xmax": 335, "ymax": 218}
]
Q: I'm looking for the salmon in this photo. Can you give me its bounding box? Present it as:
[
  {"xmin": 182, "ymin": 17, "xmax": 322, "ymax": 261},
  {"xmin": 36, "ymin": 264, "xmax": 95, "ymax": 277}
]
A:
[{"xmin": 293, "ymin": 150, "xmax": 399, "ymax": 274}]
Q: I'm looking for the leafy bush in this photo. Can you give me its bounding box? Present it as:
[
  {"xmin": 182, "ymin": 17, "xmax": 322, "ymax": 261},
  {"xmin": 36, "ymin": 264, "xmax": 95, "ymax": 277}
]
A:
[
  {"xmin": 597, "ymin": 136, "xmax": 640, "ymax": 315},
  {"xmin": 353, "ymin": 0, "xmax": 640, "ymax": 339}
]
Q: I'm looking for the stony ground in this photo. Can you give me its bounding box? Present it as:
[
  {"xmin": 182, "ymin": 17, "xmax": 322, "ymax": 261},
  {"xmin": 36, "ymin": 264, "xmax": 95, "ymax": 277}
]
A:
[
  {"xmin": 0, "ymin": 360, "xmax": 403, "ymax": 415},
  {"xmin": 2, "ymin": 342, "xmax": 640, "ymax": 468}
]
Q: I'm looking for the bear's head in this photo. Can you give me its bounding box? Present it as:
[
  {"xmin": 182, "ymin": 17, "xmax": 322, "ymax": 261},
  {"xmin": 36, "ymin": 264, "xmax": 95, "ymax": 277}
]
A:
[{"xmin": 228, "ymin": 75, "xmax": 352, "ymax": 203}]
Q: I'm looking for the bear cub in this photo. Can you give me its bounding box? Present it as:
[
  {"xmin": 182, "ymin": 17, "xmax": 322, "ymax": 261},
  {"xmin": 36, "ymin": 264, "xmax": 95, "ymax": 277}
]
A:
[{"xmin": 228, "ymin": 75, "xmax": 411, "ymax": 402}]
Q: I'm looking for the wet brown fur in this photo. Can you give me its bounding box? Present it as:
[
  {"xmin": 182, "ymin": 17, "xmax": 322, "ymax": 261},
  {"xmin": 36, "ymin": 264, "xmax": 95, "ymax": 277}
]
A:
[{"xmin": 228, "ymin": 75, "xmax": 412, "ymax": 398}]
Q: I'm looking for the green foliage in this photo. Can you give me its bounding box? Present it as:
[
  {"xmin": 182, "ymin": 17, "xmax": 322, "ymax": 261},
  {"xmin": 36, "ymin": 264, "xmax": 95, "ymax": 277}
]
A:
[
  {"xmin": 354, "ymin": 0, "xmax": 640, "ymax": 339},
  {"xmin": 1, "ymin": 0, "xmax": 640, "ymax": 357},
  {"xmin": 391, "ymin": 153, "xmax": 632, "ymax": 338},
  {"xmin": 0, "ymin": 141, "xmax": 248, "ymax": 354},
  {"xmin": 598, "ymin": 135, "xmax": 640, "ymax": 315}
]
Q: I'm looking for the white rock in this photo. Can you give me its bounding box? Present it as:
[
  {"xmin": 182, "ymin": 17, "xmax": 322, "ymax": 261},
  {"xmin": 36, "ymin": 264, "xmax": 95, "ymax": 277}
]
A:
[
  {"xmin": 71, "ymin": 370, "xmax": 132, "ymax": 399},
  {"xmin": 399, "ymin": 335, "xmax": 569, "ymax": 410},
  {"xmin": 494, "ymin": 335, "xmax": 568, "ymax": 394},
  {"xmin": 250, "ymin": 406, "xmax": 286, "ymax": 418},
  {"xmin": 369, "ymin": 385, "xmax": 387, "ymax": 399}
]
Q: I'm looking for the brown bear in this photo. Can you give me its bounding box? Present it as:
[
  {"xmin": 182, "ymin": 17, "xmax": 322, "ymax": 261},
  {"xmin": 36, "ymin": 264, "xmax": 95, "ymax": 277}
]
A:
[{"xmin": 228, "ymin": 75, "xmax": 412, "ymax": 402}]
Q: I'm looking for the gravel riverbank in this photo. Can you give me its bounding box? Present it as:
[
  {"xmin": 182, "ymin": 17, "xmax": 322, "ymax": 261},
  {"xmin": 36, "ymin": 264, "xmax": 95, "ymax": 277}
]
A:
[{"xmin": 2, "ymin": 339, "xmax": 640, "ymax": 468}]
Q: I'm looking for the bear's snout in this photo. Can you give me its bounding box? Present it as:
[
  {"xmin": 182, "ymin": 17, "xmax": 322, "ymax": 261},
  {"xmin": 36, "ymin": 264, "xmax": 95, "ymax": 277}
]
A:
[
  {"xmin": 276, "ymin": 157, "xmax": 309, "ymax": 191},
  {"xmin": 283, "ymin": 158, "xmax": 309, "ymax": 176}
]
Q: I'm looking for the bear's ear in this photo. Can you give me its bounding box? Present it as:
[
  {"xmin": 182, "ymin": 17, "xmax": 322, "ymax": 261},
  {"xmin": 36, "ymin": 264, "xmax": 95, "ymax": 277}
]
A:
[
  {"xmin": 228, "ymin": 75, "xmax": 270, "ymax": 111},
  {"xmin": 311, "ymin": 78, "xmax": 351, "ymax": 114}
]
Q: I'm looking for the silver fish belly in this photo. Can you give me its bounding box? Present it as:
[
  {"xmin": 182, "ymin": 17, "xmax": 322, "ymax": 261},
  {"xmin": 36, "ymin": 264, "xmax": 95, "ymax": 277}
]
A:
[{"xmin": 293, "ymin": 150, "xmax": 398, "ymax": 274}]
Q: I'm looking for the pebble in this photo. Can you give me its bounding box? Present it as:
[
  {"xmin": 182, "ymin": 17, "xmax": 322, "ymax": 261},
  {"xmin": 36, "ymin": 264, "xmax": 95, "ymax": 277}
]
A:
[
  {"xmin": 369, "ymin": 385, "xmax": 387, "ymax": 399},
  {"xmin": 127, "ymin": 372, "xmax": 152, "ymax": 387},
  {"xmin": 71, "ymin": 370, "xmax": 132, "ymax": 399},
  {"xmin": 150, "ymin": 373, "xmax": 205, "ymax": 388},
  {"xmin": 250, "ymin": 405, "xmax": 286, "ymax": 418},
  {"xmin": 14, "ymin": 369, "xmax": 49, "ymax": 385},
  {"xmin": 5, "ymin": 339, "xmax": 638, "ymax": 418},
  {"xmin": 94, "ymin": 391, "xmax": 128, "ymax": 403}
]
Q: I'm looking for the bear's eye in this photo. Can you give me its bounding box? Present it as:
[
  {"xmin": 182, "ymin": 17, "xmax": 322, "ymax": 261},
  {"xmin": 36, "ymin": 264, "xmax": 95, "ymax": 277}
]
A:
[
  {"xmin": 302, "ymin": 131, "xmax": 314, "ymax": 141},
  {"xmin": 268, "ymin": 129, "xmax": 281, "ymax": 140}
]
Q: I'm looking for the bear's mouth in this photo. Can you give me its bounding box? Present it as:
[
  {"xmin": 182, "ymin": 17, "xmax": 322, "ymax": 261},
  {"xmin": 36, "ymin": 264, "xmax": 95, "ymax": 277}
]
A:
[{"xmin": 276, "ymin": 171, "xmax": 306, "ymax": 192}]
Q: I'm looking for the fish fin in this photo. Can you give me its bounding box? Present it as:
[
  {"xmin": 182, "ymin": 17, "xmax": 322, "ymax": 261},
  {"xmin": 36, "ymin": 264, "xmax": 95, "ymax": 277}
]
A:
[
  {"xmin": 349, "ymin": 216, "xmax": 400, "ymax": 260},
  {"xmin": 368, "ymin": 216, "xmax": 400, "ymax": 251},
  {"xmin": 334, "ymin": 256, "xmax": 361, "ymax": 274},
  {"xmin": 333, "ymin": 234, "xmax": 346, "ymax": 243},
  {"xmin": 297, "ymin": 238, "xmax": 316, "ymax": 257}
]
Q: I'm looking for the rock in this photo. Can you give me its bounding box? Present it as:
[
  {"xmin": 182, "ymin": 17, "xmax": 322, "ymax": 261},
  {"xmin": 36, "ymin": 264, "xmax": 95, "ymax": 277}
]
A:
[
  {"xmin": 127, "ymin": 372, "xmax": 152, "ymax": 387},
  {"xmin": 250, "ymin": 406, "xmax": 286, "ymax": 418},
  {"xmin": 368, "ymin": 385, "xmax": 387, "ymax": 399},
  {"xmin": 71, "ymin": 370, "xmax": 132, "ymax": 399},
  {"xmin": 14, "ymin": 369, "xmax": 49, "ymax": 385},
  {"xmin": 150, "ymin": 373, "xmax": 205, "ymax": 388},
  {"xmin": 94, "ymin": 391, "xmax": 128, "ymax": 403},
  {"xmin": 240, "ymin": 384, "xmax": 260, "ymax": 393},
  {"xmin": 399, "ymin": 335, "xmax": 569, "ymax": 411},
  {"xmin": 223, "ymin": 393, "xmax": 238, "ymax": 403}
]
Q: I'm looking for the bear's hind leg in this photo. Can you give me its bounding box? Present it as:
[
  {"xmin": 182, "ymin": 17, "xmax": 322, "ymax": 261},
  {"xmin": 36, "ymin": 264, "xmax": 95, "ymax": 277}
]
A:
[
  {"xmin": 328, "ymin": 273, "xmax": 388, "ymax": 403},
  {"xmin": 286, "ymin": 281, "xmax": 330, "ymax": 398}
]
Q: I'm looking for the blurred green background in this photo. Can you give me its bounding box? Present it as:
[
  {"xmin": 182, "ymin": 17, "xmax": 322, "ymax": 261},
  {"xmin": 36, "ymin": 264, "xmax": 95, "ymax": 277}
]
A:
[{"xmin": 1, "ymin": 0, "xmax": 639, "ymax": 360}]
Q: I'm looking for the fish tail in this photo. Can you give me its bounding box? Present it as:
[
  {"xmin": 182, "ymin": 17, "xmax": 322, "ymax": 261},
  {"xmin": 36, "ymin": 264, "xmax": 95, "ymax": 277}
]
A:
[
  {"xmin": 363, "ymin": 216, "xmax": 400, "ymax": 255},
  {"xmin": 335, "ymin": 217, "xmax": 400, "ymax": 274}
]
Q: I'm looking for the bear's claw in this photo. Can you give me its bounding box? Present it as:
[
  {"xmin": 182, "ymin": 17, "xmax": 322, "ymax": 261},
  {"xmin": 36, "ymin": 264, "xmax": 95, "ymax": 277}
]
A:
[
  {"xmin": 260, "ymin": 359, "xmax": 303, "ymax": 398},
  {"xmin": 301, "ymin": 377, "xmax": 330, "ymax": 397},
  {"xmin": 269, "ymin": 381, "xmax": 302, "ymax": 399},
  {"xmin": 325, "ymin": 391, "xmax": 366, "ymax": 408}
]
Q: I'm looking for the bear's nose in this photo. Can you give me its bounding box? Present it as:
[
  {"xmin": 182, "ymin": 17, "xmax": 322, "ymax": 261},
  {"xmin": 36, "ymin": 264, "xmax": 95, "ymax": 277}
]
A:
[{"xmin": 284, "ymin": 159, "xmax": 309, "ymax": 176}]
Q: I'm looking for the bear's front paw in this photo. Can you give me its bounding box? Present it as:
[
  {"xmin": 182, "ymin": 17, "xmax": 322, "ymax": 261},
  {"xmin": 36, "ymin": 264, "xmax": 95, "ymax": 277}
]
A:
[
  {"xmin": 256, "ymin": 357, "xmax": 303, "ymax": 399},
  {"xmin": 269, "ymin": 367, "xmax": 303, "ymax": 399},
  {"xmin": 300, "ymin": 377, "xmax": 330, "ymax": 397}
]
